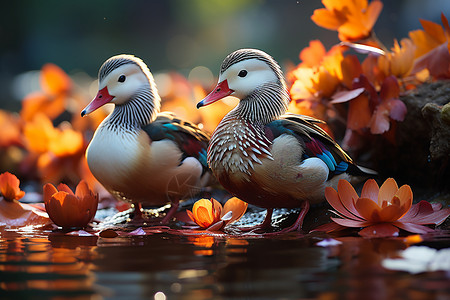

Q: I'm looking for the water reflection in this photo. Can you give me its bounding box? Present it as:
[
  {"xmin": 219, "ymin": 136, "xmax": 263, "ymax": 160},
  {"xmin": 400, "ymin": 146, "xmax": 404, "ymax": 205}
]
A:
[
  {"xmin": 0, "ymin": 228, "xmax": 449, "ymax": 299},
  {"xmin": 0, "ymin": 232, "xmax": 96, "ymax": 299}
]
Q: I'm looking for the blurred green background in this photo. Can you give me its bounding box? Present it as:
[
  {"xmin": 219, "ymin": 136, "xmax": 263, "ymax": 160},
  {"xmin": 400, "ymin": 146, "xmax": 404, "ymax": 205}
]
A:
[{"xmin": 0, "ymin": 0, "xmax": 447, "ymax": 111}]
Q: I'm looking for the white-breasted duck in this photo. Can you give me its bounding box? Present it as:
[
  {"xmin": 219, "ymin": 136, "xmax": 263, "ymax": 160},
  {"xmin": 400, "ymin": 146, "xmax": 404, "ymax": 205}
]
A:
[
  {"xmin": 82, "ymin": 54, "xmax": 211, "ymax": 223},
  {"xmin": 197, "ymin": 48, "xmax": 373, "ymax": 233}
]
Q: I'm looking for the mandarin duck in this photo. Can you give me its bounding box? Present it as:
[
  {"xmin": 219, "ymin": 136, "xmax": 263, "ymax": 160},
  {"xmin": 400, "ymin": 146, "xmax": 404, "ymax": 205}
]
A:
[
  {"xmin": 81, "ymin": 55, "xmax": 211, "ymax": 223},
  {"xmin": 197, "ymin": 49, "xmax": 373, "ymax": 232}
]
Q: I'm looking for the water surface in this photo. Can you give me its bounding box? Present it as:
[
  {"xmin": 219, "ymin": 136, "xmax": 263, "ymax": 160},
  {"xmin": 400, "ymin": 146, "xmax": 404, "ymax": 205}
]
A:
[{"xmin": 1, "ymin": 226, "xmax": 449, "ymax": 300}]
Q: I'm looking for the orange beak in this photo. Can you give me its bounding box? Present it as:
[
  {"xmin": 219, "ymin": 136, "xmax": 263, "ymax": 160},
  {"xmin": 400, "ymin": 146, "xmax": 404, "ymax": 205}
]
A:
[
  {"xmin": 197, "ymin": 80, "xmax": 233, "ymax": 108},
  {"xmin": 81, "ymin": 86, "xmax": 114, "ymax": 116}
]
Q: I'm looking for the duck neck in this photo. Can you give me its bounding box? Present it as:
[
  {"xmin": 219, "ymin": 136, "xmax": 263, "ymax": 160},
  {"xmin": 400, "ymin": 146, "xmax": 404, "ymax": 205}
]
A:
[
  {"xmin": 106, "ymin": 86, "xmax": 160, "ymax": 131},
  {"xmin": 232, "ymin": 81, "xmax": 290, "ymax": 125}
]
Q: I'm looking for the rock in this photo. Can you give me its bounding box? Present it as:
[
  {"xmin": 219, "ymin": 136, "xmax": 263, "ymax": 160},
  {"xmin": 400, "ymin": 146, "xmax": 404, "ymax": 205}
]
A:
[{"xmin": 370, "ymin": 81, "xmax": 450, "ymax": 190}]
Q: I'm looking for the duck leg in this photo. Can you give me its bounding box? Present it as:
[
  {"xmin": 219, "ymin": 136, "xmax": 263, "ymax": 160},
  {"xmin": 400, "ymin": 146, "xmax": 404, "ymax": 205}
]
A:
[
  {"xmin": 239, "ymin": 208, "xmax": 274, "ymax": 232},
  {"xmin": 160, "ymin": 199, "xmax": 180, "ymax": 224},
  {"xmin": 126, "ymin": 202, "xmax": 151, "ymax": 225},
  {"xmin": 269, "ymin": 201, "xmax": 310, "ymax": 235}
]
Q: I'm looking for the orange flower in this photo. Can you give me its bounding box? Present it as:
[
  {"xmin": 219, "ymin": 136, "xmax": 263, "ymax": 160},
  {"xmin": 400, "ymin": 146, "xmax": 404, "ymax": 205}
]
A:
[
  {"xmin": 410, "ymin": 13, "xmax": 450, "ymax": 79},
  {"xmin": 44, "ymin": 180, "xmax": 98, "ymax": 228},
  {"xmin": 311, "ymin": 0, "xmax": 383, "ymax": 42},
  {"xmin": 331, "ymin": 75, "xmax": 407, "ymax": 134},
  {"xmin": 314, "ymin": 178, "xmax": 450, "ymax": 237},
  {"xmin": 23, "ymin": 113, "xmax": 85, "ymax": 184},
  {"xmin": 21, "ymin": 63, "xmax": 72, "ymax": 122},
  {"xmin": 378, "ymin": 38, "xmax": 416, "ymax": 78},
  {"xmin": 0, "ymin": 110, "xmax": 22, "ymax": 148},
  {"xmin": 187, "ymin": 197, "xmax": 248, "ymax": 231},
  {"xmin": 24, "ymin": 113, "xmax": 84, "ymax": 156},
  {"xmin": 409, "ymin": 14, "xmax": 449, "ymax": 58},
  {"xmin": 0, "ymin": 172, "xmax": 25, "ymax": 202},
  {"xmin": 290, "ymin": 42, "xmax": 344, "ymax": 101},
  {"xmin": 289, "ymin": 41, "xmax": 363, "ymax": 110}
]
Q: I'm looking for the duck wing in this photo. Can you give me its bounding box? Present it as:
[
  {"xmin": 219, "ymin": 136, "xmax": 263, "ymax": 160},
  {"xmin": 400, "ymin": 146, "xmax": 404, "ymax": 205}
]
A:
[
  {"xmin": 264, "ymin": 113, "xmax": 368, "ymax": 178},
  {"xmin": 143, "ymin": 112, "xmax": 210, "ymax": 173}
]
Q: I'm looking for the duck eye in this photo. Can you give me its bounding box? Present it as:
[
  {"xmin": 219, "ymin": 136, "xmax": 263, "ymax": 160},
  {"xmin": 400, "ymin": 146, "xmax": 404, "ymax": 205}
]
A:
[
  {"xmin": 238, "ymin": 70, "xmax": 248, "ymax": 77},
  {"xmin": 118, "ymin": 75, "xmax": 126, "ymax": 82}
]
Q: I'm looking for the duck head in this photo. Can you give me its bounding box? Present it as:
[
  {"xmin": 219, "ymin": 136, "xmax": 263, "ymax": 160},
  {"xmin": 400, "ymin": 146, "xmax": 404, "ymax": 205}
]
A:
[
  {"xmin": 197, "ymin": 49, "xmax": 290, "ymax": 123},
  {"xmin": 82, "ymin": 54, "xmax": 159, "ymax": 117}
]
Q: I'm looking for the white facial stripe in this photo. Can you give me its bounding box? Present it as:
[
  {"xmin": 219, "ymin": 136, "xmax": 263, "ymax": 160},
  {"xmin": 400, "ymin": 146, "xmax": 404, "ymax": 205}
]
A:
[
  {"xmin": 219, "ymin": 59, "xmax": 278, "ymax": 99},
  {"xmin": 102, "ymin": 64, "xmax": 149, "ymax": 105}
]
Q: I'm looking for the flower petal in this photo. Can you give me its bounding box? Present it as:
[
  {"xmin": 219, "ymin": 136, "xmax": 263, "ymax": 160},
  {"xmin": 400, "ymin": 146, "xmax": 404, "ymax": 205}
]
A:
[
  {"xmin": 325, "ymin": 186, "xmax": 360, "ymax": 220},
  {"xmin": 0, "ymin": 172, "xmax": 25, "ymax": 201},
  {"xmin": 0, "ymin": 200, "xmax": 50, "ymax": 227},
  {"xmin": 365, "ymin": 0, "xmax": 383, "ymax": 30},
  {"xmin": 43, "ymin": 183, "xmax": 58, "ymax": 205},
  {"xmin": 395, "ymin": 184, "xmax": 413, "ymax": 216},
  {"xmin": 399, "ymin": 200, "xmax": 424, "ymax": 221},
  {"xmin": 311, "ymin": 222, "xmax": 347, "ymax": 233},
  {"xmin": 75, "ymin": 180, "xmax": 91, "ymax": 199},
  {"xmin": 206, "ymin": 220, "xmax": 225, "ymax": 231},
  {"xmin": 196, "ymin": 206, "xmax": 214, "ymax": 228},
  {"xmin": 369, "ymin": 105, "xmax": 391, "ymax": 134},
  {"xmin": 40, "ymin": 63, "xmax": 72, "ymax": 96},
  {"xmin": 411, "ymin": 207, "xmax": 450, "ymax": 225},
  {"xmin": 360, "ymin": 179, "xmax": 379, "ymax": 202},
  {"xmin": 393, "ymin": 222, "xmax": 434, "ymax": 234},
  {"xmin": 221, "ymin": 210, "xmax": 233, "ymax": 222},
  {"xmin": 378, "ymin": 178, "xmax": 398, "ymax": 207},
  {"xmin": 330, "ymin": 88, "xmax": 365, "ymax": 104},
  {"xmin": 311, "ymin": 8, "xmax": 342, "ymax": 31},
  {"xmin": 379, "ymin": 76, "xmax": 400, "ymax": 102},
  {"xmin": 355, "ymin": 197, "xmax": 382, "ymax": 222},
  {"xmin": 359, "ymin": 223, "xmax": 399, "ymax": 238},
  {"xmin": 431, "ymin": 202, "xmax": 442, "ymax": 210},
  {"xmin": 331, "ymin": 217, "xmax": 369, "ymax": 228},
  {"xmin": 186, "ymin": 210, "xmax": 195, "ymax": 223},
  {"xmin": 388, "ymin": 99, "xmax": 407, "ymax": 121},
  {"xmin": 347, "ymin": 94, "xmax": 372, "ymax": 130},
  {"xmin": 57, "ymin": 183, "xmax": 75, "ymax": 196},
  {"xmin": 222, "ymin": 197, "xmax": 248, "ymax": 224},
  {"xmin": 192, "ymin": 199, "xmax": 212, "ymax": 219},
  {"xmin": 399, "ymin": 200, "xmax": 436, "ymax": 223},
  {"xmin": 337, "ymin": 179, "xmax": 363, "ymax": 218},
  {"xmin": 45, "ymin": 193, "xmax": 66, "ymax": 226},
  {"xmin": 211, "ymin": 198, "xmax": 223, "ymax": 221},
  {"xmin": 379, "ymin": 204, "xmax": 405, "ymax": 222}
]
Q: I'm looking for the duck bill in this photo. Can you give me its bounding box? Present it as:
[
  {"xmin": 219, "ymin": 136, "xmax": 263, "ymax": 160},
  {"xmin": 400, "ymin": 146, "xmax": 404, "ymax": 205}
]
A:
[
  {"xmin": 197, "ymin": 80, "xmax": 233, "ymax": 108},
  {"xmin": 81, "ymin": 86, "xmax": 114, "ymax": 117}
]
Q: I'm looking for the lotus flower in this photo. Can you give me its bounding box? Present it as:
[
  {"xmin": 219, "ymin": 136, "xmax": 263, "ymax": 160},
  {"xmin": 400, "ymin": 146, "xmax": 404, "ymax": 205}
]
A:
[
  {"xmin": 314, "ymin": 178, "xmax": 450, "ymax": 237},
  {"xmin": 187, "ymin": 197, "xmax": 248, "ymax": 231},
  {"xmin": 44, "ymin": 180, "xmax": 98, "ymax": 228},
  {"xmin": 0, "ymin": 172, "xmax": 25, "ymax": 202}
]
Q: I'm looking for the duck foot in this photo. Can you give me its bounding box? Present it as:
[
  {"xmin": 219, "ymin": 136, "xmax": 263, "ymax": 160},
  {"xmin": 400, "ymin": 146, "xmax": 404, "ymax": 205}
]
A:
[
  {"xmin": 125, "ymin": 200, "xmax": 181, "ymax": 226},
  {"xmin": 160, "ymin": 200, "xmax": 180, "ymax": 224},
  {"xmin": 264, "ymin": 201, "xmax": 310, "ymax": 236},
  {"xmin": 126, "ymin": 203, "xmax": 156, "ymax": 226},
  {"xmin": 238, "ymin": 208, "xmax": 275, "ymax": 233}
]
